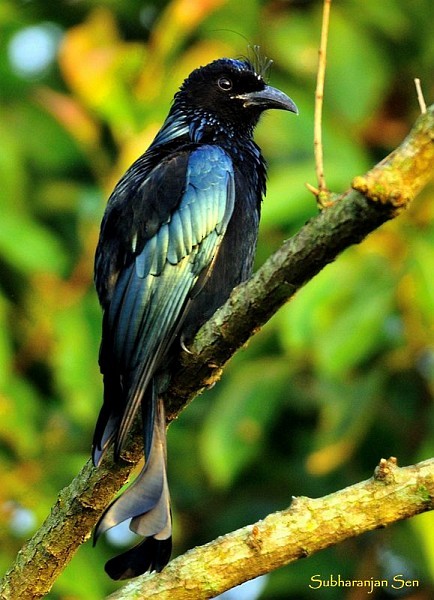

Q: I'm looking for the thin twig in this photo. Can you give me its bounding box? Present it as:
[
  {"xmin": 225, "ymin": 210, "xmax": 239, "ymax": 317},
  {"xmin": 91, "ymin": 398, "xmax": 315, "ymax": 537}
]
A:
[
  {"xmin": 314, "ymin": 0, "xmax": 332, "ymax": 194},
  {"xmin": 414, "ymin": 78, "xmax": 427, "ymax": 114}
]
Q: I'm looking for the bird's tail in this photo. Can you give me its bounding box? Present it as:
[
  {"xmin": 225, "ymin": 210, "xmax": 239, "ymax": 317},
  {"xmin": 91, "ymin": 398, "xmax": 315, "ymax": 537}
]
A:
[{"xmin": 94, "ymin": 397, "xmax": 172, "ymax": 580}]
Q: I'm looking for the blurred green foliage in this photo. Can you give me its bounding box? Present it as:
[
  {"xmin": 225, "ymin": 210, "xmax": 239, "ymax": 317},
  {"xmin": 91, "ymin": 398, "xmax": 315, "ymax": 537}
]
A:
[{"xmin": 0, "ymin": 0, "xmax": 433, "ymax": 598}]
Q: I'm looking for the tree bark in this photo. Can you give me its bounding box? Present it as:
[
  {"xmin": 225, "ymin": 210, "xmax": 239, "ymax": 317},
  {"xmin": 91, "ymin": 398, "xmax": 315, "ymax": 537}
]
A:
[
  {"xmin": 106, "ymin": 457, "xmax": 434, "ymax": 600},
  {"xmin": 0, "ymin": 105, "xmax": 433, "ymax": 600}
]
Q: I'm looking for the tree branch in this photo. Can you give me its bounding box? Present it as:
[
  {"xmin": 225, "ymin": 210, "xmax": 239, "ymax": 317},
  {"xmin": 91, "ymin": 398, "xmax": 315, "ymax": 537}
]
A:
[
  {"xmin": 1, "ymin": 106, "xmax": 433, "ymax": 600},
  {"xmin": 106, "ymin": 457, "xmax": 434, "ymax": 599}
]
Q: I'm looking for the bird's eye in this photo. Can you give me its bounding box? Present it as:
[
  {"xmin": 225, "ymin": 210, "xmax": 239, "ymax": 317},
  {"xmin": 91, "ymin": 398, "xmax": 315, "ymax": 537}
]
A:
[{"xmin": 218, "ymin": 77, "xmax": 233, "ymax": 91}]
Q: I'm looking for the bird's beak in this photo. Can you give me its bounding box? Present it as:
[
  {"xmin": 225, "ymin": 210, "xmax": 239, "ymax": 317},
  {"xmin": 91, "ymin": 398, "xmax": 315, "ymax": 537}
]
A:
[{"xmin": 235, "ymin": 85, "xmax": 298, "ymax": 114}]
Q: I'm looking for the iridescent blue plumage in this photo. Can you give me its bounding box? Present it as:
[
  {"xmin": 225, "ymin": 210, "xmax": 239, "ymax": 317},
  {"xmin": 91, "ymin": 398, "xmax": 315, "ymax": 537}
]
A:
[{"xmin": 92, "ymin": 56, "xmax": 297, "ymax": 580}]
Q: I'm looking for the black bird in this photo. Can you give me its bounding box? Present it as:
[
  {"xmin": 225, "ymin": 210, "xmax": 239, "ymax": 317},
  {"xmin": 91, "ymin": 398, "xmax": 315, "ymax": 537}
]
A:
[{"xmin": 92, "ymin": 56, "xmax": 297, "ymax": 580}]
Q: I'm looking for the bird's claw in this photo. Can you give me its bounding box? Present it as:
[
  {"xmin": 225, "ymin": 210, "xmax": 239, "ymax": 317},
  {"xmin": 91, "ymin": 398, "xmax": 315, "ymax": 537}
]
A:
[{"xmin": 180, "ymin": 335, "xmax": 193, "ymax": 355}]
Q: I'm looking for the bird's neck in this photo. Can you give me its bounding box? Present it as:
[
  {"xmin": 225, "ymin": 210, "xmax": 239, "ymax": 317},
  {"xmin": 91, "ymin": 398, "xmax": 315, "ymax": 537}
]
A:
[
  {"xmin": 150, "ymin": 110, "xmax": 190, "ymax": 147},
  {"xmin": 146, "ymin": 106, "xmax": 266, "ymax": 210},
  {"xmin": 188, "ymin": 111, "xmax": 256, "ymax": 145},
  {"xmin": 151, "ymin": 107, "xmax": 257, "ymax": 150}
]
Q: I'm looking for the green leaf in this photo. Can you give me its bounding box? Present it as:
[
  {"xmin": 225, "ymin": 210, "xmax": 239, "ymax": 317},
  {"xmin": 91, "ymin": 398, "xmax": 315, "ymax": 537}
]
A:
[
  {"xmin": 0, "ymin": 294, "xmax": 13, "ymax": 388},
  {"xmin": 0, "ymin": 118, "xmax": 26, "ymax": 207},
  {"xmin": 306, "ymin": 370, "xmax": 385, "ymax": 475},
  {"xmin": 410, "ymin": 234, "xmax": 434, "ymax": 334},
  {"xmin": 1, "ymin": 376, "xmax": 43, "ymax": 458},
  {"xmin": 199, "ymin": 358, "xmax": 290, "ymax": 489},
  {"xmin": 53, "ymin": 541, "xmax": 111, "ymax": 600},
  {"xmin": 326, "ymin": 8, "xmax": 392, "ymax": 125},
  {"xmin": 0, "ymin": 210, "xmax": 68, "ymax": 275},
  {"xmin": 315, "ymin": 278, "xmax": 394, "ymax": 377},
  {"xmin": 279, "ymin": 252, "xmax": 395, "ymax": 376},
  {"xmin": 52, "ymin": 298, "xmax": 101, "ymax": 426}
]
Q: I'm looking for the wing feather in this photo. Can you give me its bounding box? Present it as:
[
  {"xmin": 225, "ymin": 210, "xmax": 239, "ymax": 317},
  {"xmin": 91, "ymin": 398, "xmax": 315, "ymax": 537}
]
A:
[
  {"xmin": 178, "ymin": 203, "xmax": 194, "ymax": 253},
  {"xmin": 94, "ymin": 145, "xmax": 235, "ymax": 462},
  {"xmin": 167, "ymin": 211, "xmax": 185, "ymax": 264}
]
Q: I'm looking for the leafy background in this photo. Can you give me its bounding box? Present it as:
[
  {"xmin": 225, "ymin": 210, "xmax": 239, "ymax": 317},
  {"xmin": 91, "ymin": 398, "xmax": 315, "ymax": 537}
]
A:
[{"xmin": 0, "ymin": 0, "xmax": 433, "ymax": 598}]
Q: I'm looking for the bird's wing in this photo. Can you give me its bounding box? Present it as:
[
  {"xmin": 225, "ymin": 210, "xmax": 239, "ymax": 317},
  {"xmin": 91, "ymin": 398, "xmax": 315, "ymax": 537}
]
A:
[{"xmin": 93, "ymin": 144, "xmax": 235, "ymax": 464}]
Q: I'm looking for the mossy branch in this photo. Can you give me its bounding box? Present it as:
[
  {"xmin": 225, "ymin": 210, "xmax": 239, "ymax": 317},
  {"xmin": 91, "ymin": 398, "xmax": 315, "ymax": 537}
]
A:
[
  {"xmin": 0, "ymin": 106, "xmax": 433, "ymax": 600},
  {"xmin": 106, "ymin": 457, "xmax": 434, "ymax": 600}
]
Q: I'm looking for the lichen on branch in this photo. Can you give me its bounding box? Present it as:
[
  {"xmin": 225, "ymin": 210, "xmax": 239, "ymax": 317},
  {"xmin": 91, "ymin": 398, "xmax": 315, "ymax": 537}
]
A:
[{"xmin": 107, "ymin": 458, "xmax": 434, "ymax": 600}]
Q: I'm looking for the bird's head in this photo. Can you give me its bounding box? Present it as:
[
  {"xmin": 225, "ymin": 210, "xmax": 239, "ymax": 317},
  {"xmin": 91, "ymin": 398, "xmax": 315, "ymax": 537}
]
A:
[{"xmin": 174, "ymin": 57, "xmax": 298, "ymax": 137}]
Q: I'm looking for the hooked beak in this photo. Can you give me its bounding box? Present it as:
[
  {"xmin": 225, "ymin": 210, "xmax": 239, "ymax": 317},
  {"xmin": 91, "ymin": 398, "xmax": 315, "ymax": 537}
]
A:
[{"xmin": 235, "ymin": 85, "xmax": 298, "ymax": 114}]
